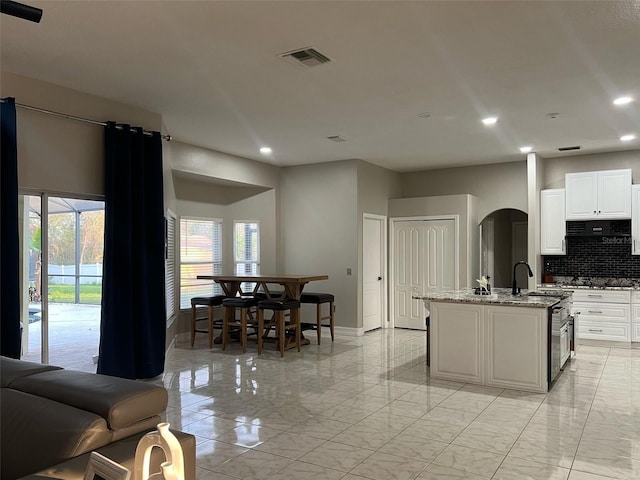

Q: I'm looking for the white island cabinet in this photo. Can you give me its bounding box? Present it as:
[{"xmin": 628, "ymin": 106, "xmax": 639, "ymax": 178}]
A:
[{"xmin": 430, "ymin": 302, "xmax": 548, "ymax": 392}]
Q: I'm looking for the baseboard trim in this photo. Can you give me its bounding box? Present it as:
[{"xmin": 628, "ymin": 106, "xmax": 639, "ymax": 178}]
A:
[{"xmin": 334, "ymin": 326, "xmax": 365, "ymax": 337}]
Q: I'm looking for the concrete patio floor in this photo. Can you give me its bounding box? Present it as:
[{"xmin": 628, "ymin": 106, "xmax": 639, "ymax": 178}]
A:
[{"xmin": 22, "ymin": 303, "xmax": 101, "ymax": 373}]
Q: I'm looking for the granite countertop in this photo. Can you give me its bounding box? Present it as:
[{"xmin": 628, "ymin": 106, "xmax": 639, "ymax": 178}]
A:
[
  {"xmin": 542, "ymin": 276, "xmax": 640, "ymax": 290},
  {"xmin": 413, "ymin": 288, "xmax": 565, "ymax": 308}
]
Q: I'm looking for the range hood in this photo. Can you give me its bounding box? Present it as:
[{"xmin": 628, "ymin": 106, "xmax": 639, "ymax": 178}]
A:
[{"xmin": 566, "ymin": 220, "xmax": 631, "ymax": 237}]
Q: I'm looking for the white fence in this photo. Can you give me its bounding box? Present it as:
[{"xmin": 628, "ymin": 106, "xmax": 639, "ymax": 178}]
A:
[{"xmin": 48, "ymin": 263, "xmax": 103, "ymax": 285}]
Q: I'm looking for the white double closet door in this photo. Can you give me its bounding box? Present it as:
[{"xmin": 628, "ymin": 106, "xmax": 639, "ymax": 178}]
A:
[{"xmin": 393, "ymin": 219, "xmax": 456, "ymax": 330}]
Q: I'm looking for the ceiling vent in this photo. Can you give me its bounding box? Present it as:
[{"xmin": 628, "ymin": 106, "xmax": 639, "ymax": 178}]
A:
[
  {"xmin": 327, "ymin": 135, "xmax": 347, "ymax": 143},
  {"xmin": 558, "ymin": 145, "xmax": 581, "ymax": 151},
  {"xmin": 280, "ymin": 47, "xmax": 331, "ymax": 67}
]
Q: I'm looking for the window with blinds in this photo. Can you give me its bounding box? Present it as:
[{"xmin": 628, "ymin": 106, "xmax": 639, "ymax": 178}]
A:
[
  {"xmin": 165, "ymin": 211, "xmax": 177, "ymax": 321},
  {"xmin": 180, "ymin": 217, "xmax": 222, "ymax": 309},
  {"xmin": 234, "ymin": 221, "xmax": 260, "ymax": 291}
]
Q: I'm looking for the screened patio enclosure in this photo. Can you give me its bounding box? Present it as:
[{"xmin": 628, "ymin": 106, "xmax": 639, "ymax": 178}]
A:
[{"xmin": 19, "ymin": 194, "xmax": 104, "ymax": 372}]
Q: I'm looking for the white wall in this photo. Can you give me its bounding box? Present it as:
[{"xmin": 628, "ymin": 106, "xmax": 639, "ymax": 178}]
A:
[
  {"xmin": 543, "ymin": 150, "xmax": 640, "ymax": 189},
  {"xmin": 388, "ymin": 194, "xmax": 478, "ymax": 289},
  {"xmin": 400, "ymin": 161, "xmax": 528, "ymax": 221},
  {"xmin": 280, "ymin": 161, "xmax": 358, "ymax": 329}
]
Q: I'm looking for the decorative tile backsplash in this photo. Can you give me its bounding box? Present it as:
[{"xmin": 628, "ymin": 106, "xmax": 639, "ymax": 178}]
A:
[{"xmin": 544, "ymin": 236, "xmax": 640, "ymax": 279}]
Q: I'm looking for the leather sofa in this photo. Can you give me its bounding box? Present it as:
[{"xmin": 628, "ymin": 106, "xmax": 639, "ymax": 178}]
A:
[{"xmin": 1, "ymin": 356, "xmax": 195, "ymax": 479}]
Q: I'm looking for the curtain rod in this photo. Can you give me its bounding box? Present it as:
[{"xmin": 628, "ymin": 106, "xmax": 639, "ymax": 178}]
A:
[{"xmin": 1, "ymin": 99, "xmax": 172, "ymax": 141}]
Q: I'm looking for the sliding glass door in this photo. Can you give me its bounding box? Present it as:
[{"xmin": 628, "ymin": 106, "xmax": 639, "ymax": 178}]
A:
[{"xmin": 19, "ymin": 193, "xmax": 104, "ymax": 371}]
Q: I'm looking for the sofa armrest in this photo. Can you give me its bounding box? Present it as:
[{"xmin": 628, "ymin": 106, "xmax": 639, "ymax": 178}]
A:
[{"xmin": 10, "ymin": 369, "xmax": 168, "ymax": 430}]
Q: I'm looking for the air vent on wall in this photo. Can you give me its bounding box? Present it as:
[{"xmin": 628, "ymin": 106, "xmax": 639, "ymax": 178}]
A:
[
  {"xmin": 558, "ymin": 145, "xmax": 581, "ymax": 151},
  {"xmin": 280, "ymin": 47, "xmax": 331, "ymax": 67}
]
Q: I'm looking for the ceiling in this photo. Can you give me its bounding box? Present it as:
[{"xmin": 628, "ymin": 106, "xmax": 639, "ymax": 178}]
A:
[{"xmin": 1, "ymin": 1, "xmax": 639, "ymax": 172}]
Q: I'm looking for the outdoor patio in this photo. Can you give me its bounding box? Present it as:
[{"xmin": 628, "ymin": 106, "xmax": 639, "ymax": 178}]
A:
[{"xmin": 22, "ymin": 303, "xmax": 101, "ymax": 373}]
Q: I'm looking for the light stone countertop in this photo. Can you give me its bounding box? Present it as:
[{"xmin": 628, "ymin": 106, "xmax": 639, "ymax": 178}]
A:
[{"xmin": 413, "ymin": 287, "xmax": 566, "ymax": 308}]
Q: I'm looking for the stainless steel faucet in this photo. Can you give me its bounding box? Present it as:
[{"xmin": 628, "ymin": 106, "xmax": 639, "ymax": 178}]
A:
[{"xmin": 512, "ymin": 261, "xmax": 534, "ymax": 295}]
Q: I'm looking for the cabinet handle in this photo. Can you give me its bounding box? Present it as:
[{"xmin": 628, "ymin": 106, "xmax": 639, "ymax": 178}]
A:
[
  {"xmin": 593, "ymin": 210, "xmax": 596, "ymax": 214},
  {"xmin": 588, "ymin": 310, "xmax": 603, "ymax": 314},
  {"xmin": 562, "ymin": 239, "xmax": 565, "ymax": 252},
  {"xmin": 588, "ymin": 329, "xmax": 603, "ymax": 332},
  {"xmin": 587, "ymin": 294, "xmax": 602, "ymax": 298},
  {"xmin": 598, "ymin": 210, "xmax": 601, "ymax": 214}
]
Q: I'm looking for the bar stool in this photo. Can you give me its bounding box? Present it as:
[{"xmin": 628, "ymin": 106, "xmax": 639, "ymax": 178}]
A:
[
  {"xmin": 299, "ymin": 292, "xmax": 335, "ymax": 344},
  {"xmin": 190, "ymin": 295, "xmax": 226, "ymax": 348},
  {"xmin": 222, "ymin": 296, "xmax": 261, "ymax": 353},
  {"xmin": 258, "ymin": 299, "xmax": 301, "ymax": 357}
]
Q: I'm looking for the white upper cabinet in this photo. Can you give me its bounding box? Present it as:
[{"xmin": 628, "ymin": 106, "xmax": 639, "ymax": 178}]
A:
[
  {"xmin": 565, "ymin": 169, "xmax": 632, "ymax": 220},
  {"xmin": 541, "ymin": 189, "xmax": 566, "ymax": 255},
  {"xmin": 633, "ymin": 184, "xmax": 640, "ymax": 255}
]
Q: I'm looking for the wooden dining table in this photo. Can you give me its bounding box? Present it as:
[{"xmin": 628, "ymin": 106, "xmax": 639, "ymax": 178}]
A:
[
  {"xmin": 196, "ymin": 274, "xmax": 328, "ymax": 301},
  {"xmin": 196, "ymin": 274, "xmax": 329, "ymax": 350}
]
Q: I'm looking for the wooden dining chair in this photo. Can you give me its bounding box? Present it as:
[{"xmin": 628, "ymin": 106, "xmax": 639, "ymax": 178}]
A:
[
  {"xmin": 258, "ymin": 299, "xmax": 301, "ymax": 357},
  {"xmin": 221, "ymin": 296, "xmax": 262, "ymax": 353},
  {"xmin": 190, "ymin": 295, "xmax": 226, "ymax": 348},
  {"xmin": 299, "ymin": 292, "xmax": 334, "ymax": 344}
]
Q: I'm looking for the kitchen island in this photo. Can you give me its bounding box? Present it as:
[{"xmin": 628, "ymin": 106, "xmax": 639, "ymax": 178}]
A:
[{"xmin": 415, "ymin": 288, "xmax": 571, "ymax": 393}]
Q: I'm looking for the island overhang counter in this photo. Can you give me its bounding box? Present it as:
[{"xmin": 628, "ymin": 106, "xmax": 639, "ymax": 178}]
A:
[{"xmin": 414, "ymin": 288, "xmax": 571, "ymax": 393}]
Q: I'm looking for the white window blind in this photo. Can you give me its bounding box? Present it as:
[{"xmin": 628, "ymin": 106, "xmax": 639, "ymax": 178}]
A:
[
  {"xmin": 234, "ymin": 221, "xmax": 260, "ymax": 291},
  {"xmin": 180, "ymin": 217, "xmax": 222, "ymax": 309},
  {"xmin": 165, "ymin": 211, "xmax": 177, "ymax": 321}
]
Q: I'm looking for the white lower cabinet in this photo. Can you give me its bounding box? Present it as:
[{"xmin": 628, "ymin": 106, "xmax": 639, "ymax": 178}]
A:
[
  {"xmin": 572, "ymin": 289, "xmax": 632, "ymax": 343},
  {"xmin": 430, "ymin": 302, "xmax": 547, "ymax": 393}
]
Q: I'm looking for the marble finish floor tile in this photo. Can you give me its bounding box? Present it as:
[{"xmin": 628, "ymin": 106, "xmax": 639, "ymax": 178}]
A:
[
  {"xmin": 378, "ymin": 433, "xmax": 448, "ymax": 462},
  {"xmin": 161, "ymin": 330, "xmax": 640, "ymax": 480},
  {"xmin": 494, "ymin": 457, "xmax": 570, "ymax": 480},
  {"xmin": 267, "ymin": 461, "xmax": 346, "ymax": 480},
  {"xmin": 298, "ymin": 440, "xmax": 374, "ymax": 472},
  {"xmin": 213, "ymin": 449, "xmax": 294, "ymax": 479},
  {"xmin": 254, "ymin": 431, "xmax": 326, "ymax": 459},
  {"xmin": 416, "ymin": 464, "xmax": 491, "ymax": 479},
  {"xmin": 432, "ymin": 444, "xmax": 505, "ymax": 478},
  {"xmin": 349, "ymin": 451, "xmax": 429, "ymax": 480}
]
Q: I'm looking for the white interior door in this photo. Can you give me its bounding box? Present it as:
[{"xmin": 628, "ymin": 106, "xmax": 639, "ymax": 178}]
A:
[
  {"xmin": 363, "ymin": 215, "xmax": 385, "ymax": 332},
  {"xmin": 394, "ymin": 219, "xmax": 456, "ymax": 330}
]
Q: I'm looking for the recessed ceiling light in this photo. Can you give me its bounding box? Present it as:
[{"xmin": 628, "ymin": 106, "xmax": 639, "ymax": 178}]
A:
[
  {"xmin": 519, "ymin": 146, "xmax": 533, "ymax": 153},
  {"xmin": 620, "ymin": 134, "xmax": 636, "ymax": 142},
  {"xmin": 613, "ymin": 96, "xmax": 634, "ymax": 106},
  {"xmin": 259, "ymin": 147, "xmax": 272, "ymax": 155},
  {"xmin": 482, "ymin": 117, "xmax": 498, "ymax": 126}
]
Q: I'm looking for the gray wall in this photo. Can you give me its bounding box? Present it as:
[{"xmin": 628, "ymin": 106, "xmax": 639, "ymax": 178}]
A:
[
  {"xmin": 543, "ymin": 150, "xmax": 640, "ymax": 189},
  {"xmin": 400, "ymin": 161, "xmax": 528, "ymax": 221},
  {"xmin": 280, "ymin": 161, "xmax": 358, "ymax": 329},
  {"xmin": 2, "ymin": 72, "xmax": 166, "ymax": 199},
  {"xmin": 357, "ymin": 161, "xmax": 402, "ymax": 328},
  {"xmin": 484, "ymin": 209, "xmax": 528, "ymax": 288}
]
